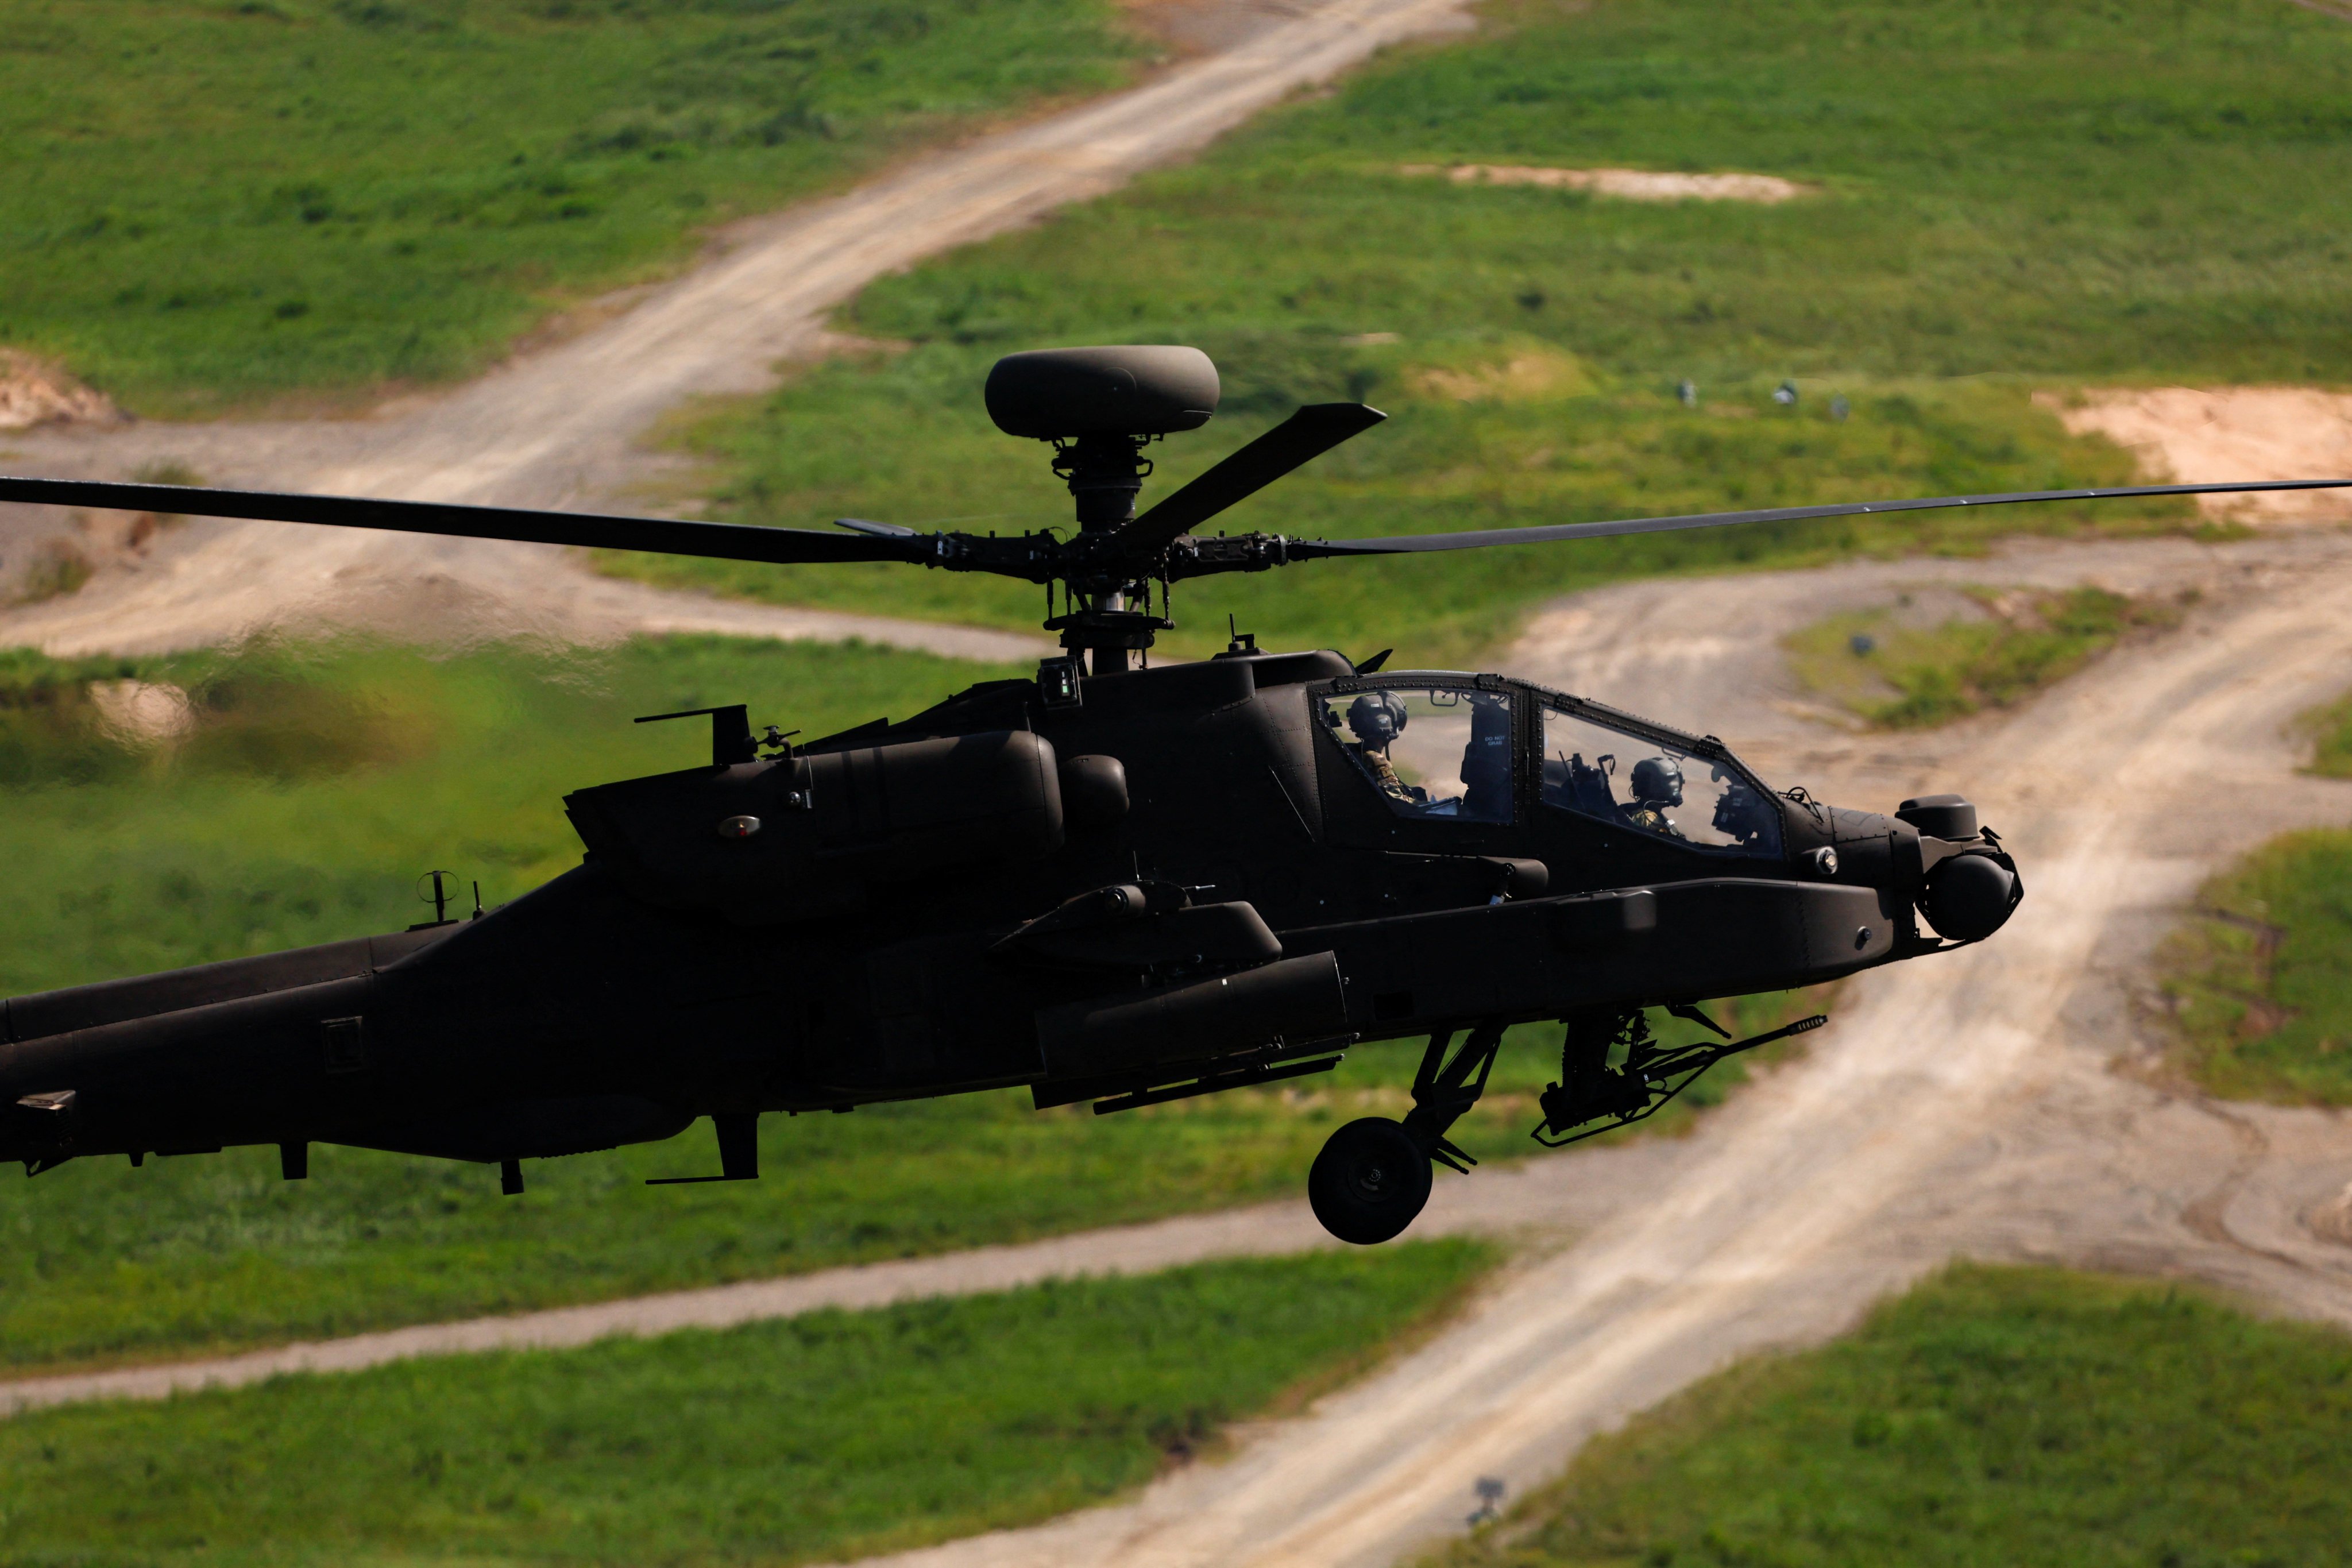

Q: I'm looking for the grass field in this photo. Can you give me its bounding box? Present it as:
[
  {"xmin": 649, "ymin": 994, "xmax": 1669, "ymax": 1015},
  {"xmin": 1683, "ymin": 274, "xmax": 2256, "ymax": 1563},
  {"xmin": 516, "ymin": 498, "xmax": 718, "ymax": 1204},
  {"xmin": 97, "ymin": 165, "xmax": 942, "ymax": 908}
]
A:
[
  {"xmin": 0, "ymin": 997, "xmax": 1804, "ymax": 1377},
  {"xmin": 0, "ymin": 1241, "xmax": 1494, "ymax": 1566},
  {"xmin": 1426, "ymin": 1264, "xmax": 2352, "ymax": 1568},
  {"xmin": 598, "ymin": 0, "xmax": 2352, "ymax": 663},
  {"xmin": 0, "ymin": 635, "xmax": 1017, "ymax": 991},
  {"xmin": 2297, "ymin": 688, "xmax": 2352, "ymax": 780},
  {"xmin": 0, "ymin": 0, "xmax": 1142, "ymax": 415},
  {"xmin": 0, "ymin": 637, "xmax": 1818, "ymax": 1374},
  {"xmin": 1781, "ymin": 586, "xmax": 2184, "ymax": 729},
  {"xmin": 2157, "ymin": 683, "xmax": 2352, "ymax": 1103},
  {"xmin": 2158, "ymin": 827, "xmax": 2352, "ymax": 1107}
]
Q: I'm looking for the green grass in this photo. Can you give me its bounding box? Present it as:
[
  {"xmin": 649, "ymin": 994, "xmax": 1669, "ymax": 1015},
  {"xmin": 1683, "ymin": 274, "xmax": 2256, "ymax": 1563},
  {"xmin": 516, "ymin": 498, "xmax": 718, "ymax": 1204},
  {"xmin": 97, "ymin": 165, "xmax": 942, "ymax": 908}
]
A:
[
  {"xmin": 0, "ymin": 635, "xmax": 1030, "ymax": 987},
  {"xmin": 0, "ymin": 0, "xmax": 1144, "ymax": 415},
  {"xmin": 0, "ymin": 637, "xmax": 1821, "ymax": 1374},
  {"xmin": 2295, "ymin": 688, "xmax": 2352, "ymax": 779},
  {"xmin": 597, "ymin": 0, "xmax": 2352, "ymax": 662},
  {"xmin": 0, "ymin": 1241, "xmax": 1495, "ymax": 1567},
  {"xmin": 1426, "ymin": 1264, "xmax": 2352, "ymax": 1568},
  {"xmin": 1781, "ymin": 585, "xmax": 2184, "ymax": 728},
  {"xmin": 1, "ymin": 983, "xmax": 1813, "ymax": 1376},
  {"xmin": 2157, "ymin": 828, "xmax": 2352, "ymax": 1107},
  {"xmin": 0, "ymin": 1008, "xmax": 1799, "ymax": 1377},
  {"xmin": 858, "ymin": 0, "xmax": 2352, "ymax": 384}
]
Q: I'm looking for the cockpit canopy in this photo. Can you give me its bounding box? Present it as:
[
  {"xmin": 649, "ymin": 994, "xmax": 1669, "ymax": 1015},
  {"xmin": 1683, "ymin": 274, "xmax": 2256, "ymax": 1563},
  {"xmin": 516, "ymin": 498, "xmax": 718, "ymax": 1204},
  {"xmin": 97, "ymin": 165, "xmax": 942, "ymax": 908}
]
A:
[
  {"xmin": 1311, "ymin": 675, "xmax": 1782, "ymax": 857},
  {"xmin": 1536, "ymin": 700, "xmax": 1779, "ymax": 854}
]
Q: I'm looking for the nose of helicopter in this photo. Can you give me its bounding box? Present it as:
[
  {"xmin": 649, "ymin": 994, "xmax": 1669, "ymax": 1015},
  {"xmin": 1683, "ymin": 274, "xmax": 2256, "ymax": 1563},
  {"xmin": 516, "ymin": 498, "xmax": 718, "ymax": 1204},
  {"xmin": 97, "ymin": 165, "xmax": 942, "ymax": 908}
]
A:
[{"xmin": 1793, "ymin": 793, "xmax": 2021, "ymax": 946}]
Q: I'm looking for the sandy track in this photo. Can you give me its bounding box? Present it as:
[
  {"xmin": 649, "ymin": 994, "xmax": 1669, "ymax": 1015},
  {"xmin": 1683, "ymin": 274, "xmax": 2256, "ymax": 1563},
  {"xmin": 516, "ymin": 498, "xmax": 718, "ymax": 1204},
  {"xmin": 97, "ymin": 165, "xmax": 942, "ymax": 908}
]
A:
[
  {"xmin": 0, "ymin": 0, "xmax": 1470, "ymax": 659},
  {"xmin": 2051, "ymin": 387, "xmax": 2352, "ymax": 523},
  {"xmin": 0, "ymin": 1205, "xmax": 1339, "ymax": 1419},
  {"xmin": 0, "ymin": 1141, "xmax": 1701, "ymax": 1419}
]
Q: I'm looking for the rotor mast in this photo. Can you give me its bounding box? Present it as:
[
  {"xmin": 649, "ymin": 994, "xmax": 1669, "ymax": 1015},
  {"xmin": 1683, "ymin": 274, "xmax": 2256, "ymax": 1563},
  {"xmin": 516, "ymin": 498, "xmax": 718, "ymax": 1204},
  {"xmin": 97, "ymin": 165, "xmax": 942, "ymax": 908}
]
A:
[{"xmin": 1047, "ymin": 431, "xmax": 1170, "ymax": 673}]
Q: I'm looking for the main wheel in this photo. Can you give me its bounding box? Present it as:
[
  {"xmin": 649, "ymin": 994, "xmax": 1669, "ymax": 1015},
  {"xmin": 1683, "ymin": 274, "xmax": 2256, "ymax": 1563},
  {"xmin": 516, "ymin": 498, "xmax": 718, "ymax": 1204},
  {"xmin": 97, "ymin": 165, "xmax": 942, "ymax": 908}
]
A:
[{"xmin": 1308, "ymin": 1117, "xmax": 1434, "ymax": 1245}]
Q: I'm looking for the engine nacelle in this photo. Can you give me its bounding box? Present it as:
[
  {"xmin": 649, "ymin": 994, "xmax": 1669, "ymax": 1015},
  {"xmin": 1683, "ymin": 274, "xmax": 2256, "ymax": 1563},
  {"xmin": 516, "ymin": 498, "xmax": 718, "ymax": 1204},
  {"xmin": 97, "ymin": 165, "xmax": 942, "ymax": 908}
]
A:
[{"xmin": 565, "ymin": 729, "xmax": 1065, "ymax": 923}]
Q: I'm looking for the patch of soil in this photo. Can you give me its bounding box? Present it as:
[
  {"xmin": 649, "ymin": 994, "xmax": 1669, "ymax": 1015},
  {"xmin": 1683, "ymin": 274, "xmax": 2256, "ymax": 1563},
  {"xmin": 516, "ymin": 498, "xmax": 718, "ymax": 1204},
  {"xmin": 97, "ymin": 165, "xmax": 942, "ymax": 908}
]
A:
[
  {"xmin": 2310, "ymin": 1180, "xmax": 2352, "ymax": 1246},
  {"xmin": 2044, "ymin": 387, "xmax": 2352, "ymax": 523},
  {"xmin": 1121, "ymin": 0, "xmax": 1325, "ymax": 56},
  {"xmin": 1400, "ymin": 165, "xmax": 1814, "ymax": 202},
  {"xmin": 2, "ymin": 500, "xmax": 185, "ymax": 607},
  {"xmin": 1409, "ymin": 347, "xmax": 1590, "ymax": 402},
  {"xmin": 0, "ymin": 352, "xmax": 119, "ymax": 431},
  {"xmin": 87, "ymin": 678, "xmax": 196, "ymax": 746}
]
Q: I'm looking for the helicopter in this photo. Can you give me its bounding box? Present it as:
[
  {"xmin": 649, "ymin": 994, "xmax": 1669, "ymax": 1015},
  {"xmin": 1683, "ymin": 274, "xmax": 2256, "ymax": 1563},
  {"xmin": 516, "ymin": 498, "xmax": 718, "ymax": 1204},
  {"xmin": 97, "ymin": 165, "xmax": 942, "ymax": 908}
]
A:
[{"xmin": 2, "ymin": 346, "xmax": 2346, "ymax": 1244}]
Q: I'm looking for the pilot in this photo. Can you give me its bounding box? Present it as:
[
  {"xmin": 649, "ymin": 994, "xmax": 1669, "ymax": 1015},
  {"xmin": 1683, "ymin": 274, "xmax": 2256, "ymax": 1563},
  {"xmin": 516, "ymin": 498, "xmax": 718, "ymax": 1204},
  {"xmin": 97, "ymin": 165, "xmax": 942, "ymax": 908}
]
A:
[
  {"xmin": 1344, "ymin": 692, "xmax": 1419, "ymax": 804},
  {"xmin": 1623, "ymin": 756, "xmax": 1687, "ymax": 839}
]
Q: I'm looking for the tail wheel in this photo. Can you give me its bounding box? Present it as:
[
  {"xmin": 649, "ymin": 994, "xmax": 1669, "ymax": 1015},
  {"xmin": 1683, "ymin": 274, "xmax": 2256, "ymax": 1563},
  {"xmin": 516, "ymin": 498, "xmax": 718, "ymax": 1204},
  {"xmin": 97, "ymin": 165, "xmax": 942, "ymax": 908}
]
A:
[{"xmin": 1308, "ymin": 1116, "xmax": 1433, "ymax": 1245}]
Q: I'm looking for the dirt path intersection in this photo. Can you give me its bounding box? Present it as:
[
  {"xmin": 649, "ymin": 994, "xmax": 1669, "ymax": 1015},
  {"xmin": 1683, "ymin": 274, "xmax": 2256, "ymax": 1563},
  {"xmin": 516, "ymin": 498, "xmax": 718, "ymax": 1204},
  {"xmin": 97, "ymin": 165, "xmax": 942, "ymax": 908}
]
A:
[{"xmin": 818, "ymin": 530, "xmax": 2352, "ymax": 1568}]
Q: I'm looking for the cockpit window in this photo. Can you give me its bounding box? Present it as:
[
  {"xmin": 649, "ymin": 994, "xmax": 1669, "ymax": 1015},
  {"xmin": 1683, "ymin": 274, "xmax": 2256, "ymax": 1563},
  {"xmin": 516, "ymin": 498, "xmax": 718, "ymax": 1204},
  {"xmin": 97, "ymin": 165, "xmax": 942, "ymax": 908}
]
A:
[
  {"xmin": 1538, "ymin": 701, "xmax": 1779, "ymax": 853},
  {"xmin": 1316, "ymin": 685, "xmax": 1512, "ymax": 824}
]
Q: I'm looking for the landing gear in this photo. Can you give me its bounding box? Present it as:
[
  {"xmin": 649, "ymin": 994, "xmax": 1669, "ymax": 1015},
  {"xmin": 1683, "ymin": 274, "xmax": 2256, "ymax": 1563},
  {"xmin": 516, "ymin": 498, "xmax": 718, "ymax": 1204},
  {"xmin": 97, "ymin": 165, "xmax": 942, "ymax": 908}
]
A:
[
  {"xmin": 1309, "ymin": 1117, "xmax": 1432, "ymax": 1245},
  {"xmin": 1532, "ymin": 1005, "xmax": 1829, "ymax": 1147},
  {"xmin": 1302, "ymin": 1006, "xmax": 1837, "ymax": 1242},
  {"xmin": 1308, "ymin": 1021, "xmax": 1506, "ymax": 1245}
]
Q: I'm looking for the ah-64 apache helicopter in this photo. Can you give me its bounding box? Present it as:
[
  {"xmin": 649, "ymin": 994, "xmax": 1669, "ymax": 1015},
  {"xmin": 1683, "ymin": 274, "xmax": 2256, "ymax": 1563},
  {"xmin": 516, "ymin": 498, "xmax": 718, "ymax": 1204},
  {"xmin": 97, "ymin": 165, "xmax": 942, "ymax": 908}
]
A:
[{"xmin": 2, "ymin": 347, "xmax": 2344, "ymax": 1243}]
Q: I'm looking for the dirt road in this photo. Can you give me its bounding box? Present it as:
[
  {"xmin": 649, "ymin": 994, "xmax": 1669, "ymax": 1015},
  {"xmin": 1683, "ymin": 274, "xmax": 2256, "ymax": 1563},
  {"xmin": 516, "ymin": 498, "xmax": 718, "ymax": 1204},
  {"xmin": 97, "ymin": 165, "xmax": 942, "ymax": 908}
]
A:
[
  {"xmin": 816, "ymin": 528, "xmax": 2352, "ymax": 1568},
  {"xmin": 0, "ymin": 0, "xmax": 1470, "ymax": 658},
  {"xmin": 0, "ymin": 1137, "xmax": 1709, "ymax": 1419}
]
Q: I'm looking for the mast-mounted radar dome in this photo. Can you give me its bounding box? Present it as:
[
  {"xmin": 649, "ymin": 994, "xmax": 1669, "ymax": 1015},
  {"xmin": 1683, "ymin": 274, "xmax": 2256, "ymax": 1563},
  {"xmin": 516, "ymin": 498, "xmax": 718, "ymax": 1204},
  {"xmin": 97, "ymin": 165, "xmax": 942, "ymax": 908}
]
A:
[{"xmin": 984, "ymin": 346, "xmax": 1220, "ymax": 439}]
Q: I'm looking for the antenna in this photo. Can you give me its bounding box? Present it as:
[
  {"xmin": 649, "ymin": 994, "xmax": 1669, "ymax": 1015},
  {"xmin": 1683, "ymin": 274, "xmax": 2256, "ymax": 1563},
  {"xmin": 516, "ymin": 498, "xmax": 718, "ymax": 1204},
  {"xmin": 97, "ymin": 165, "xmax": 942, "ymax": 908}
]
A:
[{"xmin": 415, "ymin": 870, "xmax": 453, "ymax": 928}]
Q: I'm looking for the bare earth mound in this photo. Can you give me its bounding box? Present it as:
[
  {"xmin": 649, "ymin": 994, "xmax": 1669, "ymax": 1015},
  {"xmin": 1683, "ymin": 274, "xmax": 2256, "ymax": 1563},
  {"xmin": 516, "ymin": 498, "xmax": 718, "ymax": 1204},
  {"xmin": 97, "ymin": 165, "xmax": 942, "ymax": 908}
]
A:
[
  {"xmin": 1399, "ymin": 164, "xmax": 1814, "ymax": 202},
  {"xmin": 0, "ymin": 352, "xmax": 117, "ymax": 431},
  {"xmin": 2045, "ymin": 387, "xmax": 2352, "ymax": 523}
]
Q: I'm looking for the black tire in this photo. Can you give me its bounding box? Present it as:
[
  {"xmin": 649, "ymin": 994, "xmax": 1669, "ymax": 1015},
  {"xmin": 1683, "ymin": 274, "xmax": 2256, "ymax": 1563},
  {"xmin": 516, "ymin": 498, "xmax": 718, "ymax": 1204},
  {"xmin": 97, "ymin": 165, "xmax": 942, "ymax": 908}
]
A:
[{"xmin": 1308, "ymin": 1117, "xmax": 1434, "ymax": 1245}]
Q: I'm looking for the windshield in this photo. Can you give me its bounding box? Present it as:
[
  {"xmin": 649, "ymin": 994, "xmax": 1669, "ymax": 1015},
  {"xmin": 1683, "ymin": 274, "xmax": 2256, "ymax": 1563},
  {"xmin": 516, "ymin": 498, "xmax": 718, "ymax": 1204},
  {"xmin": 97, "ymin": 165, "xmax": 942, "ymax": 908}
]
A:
[
  {"xmin": 1538, "ymin": 700, "xmax": 1779, "ymax": 853},
  {"xmin": 1315, "ymin": 683, "xmax": 1512, "ymax": 823}
]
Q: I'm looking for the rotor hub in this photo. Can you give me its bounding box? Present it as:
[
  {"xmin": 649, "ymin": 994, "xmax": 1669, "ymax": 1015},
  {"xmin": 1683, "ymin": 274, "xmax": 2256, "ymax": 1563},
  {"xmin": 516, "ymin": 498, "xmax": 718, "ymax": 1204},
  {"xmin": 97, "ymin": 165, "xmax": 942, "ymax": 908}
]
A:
[{"xmin": 1044, "ymin": 607, "xmax": 1171, "ymax": 657}]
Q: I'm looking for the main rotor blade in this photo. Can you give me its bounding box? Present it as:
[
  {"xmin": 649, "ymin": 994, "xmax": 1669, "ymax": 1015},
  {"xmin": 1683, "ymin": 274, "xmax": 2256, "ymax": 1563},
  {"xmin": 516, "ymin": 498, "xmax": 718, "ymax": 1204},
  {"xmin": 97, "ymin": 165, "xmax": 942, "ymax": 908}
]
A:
[
  {"xmin": 1284, "ymin": 477, "xmax": 2352, "ymax": 559},
  {"xmin": 1121, "ymin": 402, "xmax": 1387, "ymax": 554},
  {"xmin": 0, "ymin": 475, "xmax": 929, "ymax": 567}
]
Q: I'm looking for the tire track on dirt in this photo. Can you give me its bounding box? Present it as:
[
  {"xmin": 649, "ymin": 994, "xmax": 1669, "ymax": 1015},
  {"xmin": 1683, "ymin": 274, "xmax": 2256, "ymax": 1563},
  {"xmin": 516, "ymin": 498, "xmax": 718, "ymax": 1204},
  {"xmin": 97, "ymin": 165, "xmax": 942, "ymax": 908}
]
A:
[{"xmin": 0, "ymin": 1138, "xmax": 1698, "ymax": 1420}]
